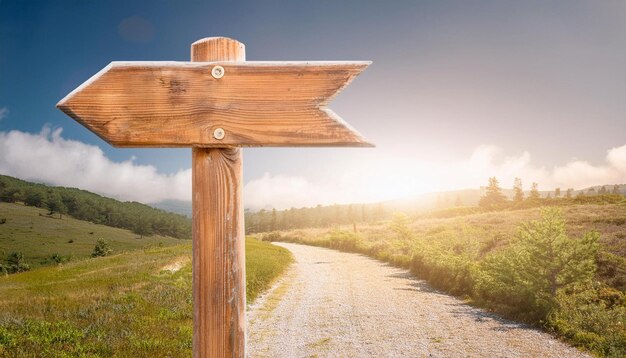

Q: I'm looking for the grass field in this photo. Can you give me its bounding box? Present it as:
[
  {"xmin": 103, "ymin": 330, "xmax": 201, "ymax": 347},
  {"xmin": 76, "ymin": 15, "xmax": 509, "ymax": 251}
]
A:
[
  {"xmin": 0, "ymin": 238, "xmax": 292, "ymax": 356},
  {"xmin": 0, "ymin": 202, "xmax": 293, "ymax": 356},
  {"xmin": 0, "ymin": 202, "xmax": 182, "ymax": 269},
  {"xmin": 261, "ymin": 203, "xmax": 626, "ymax": 357}
]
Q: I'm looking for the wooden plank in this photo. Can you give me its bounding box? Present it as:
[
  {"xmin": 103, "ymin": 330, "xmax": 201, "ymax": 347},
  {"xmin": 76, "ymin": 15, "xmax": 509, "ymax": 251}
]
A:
[
  {"xmin": 192, "ymin": 148, "xmax": 245, "ymax": 358},
  {"xmin": 57, "ymin": 61, "xmax": 372, "ymax": 147},
  {"xmin": 191, "ymin": 37, "xmax": 246, "ymax": 358}
]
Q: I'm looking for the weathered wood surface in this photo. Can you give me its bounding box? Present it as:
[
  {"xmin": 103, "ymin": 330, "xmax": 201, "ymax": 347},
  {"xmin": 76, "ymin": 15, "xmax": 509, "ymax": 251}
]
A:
[
  {"xmin": 191, "ymin": 37, "xmax": 246, "ymax": 358},
  {"xmin": 192, "ymin": 147, "xmax": 245, "ymax": 358},
  {"xmin": 57, "ymin": 60, "xmax": 371, "ymax": 147}
]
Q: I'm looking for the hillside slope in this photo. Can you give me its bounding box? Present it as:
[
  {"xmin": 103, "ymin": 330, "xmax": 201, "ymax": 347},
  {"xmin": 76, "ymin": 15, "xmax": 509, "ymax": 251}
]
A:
[
  {"xmin": 0, "ymin": 202, "xmax": 181, "ymax": 269},
  {"xmin": 0, "ymin": 238, "xmax": 292, "ymax": 357}
]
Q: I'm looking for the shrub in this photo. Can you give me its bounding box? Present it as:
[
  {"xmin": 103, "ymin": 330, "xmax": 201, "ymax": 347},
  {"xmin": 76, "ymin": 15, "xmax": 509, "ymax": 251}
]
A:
[
  {"xmin": 0, "ymin": 218, "xmax": 6, "ymax": 225},
  {"xmin": 388, "ymin": 212, "xmax": 413, "ymax": 241},
  {"xmin": 549, "ymin": 282, "xmax": 626, "ymax": 356},
  {"xmin": 50, "ymin": 253, "xmax": 71, "ymax": 264},
  {"xmin": 6, "ymin": 252, "xmax": 30, "ymax": 273},
  {"xmin": 260, "ymin": 231, "xmax": 282, "ymax": 242},
  {"xmin": 91, "ymin": 239, "xmax": 112, "ymax": 258},
  {"xmin": 476, "ymin": 208, "xmax": 599, "ymax": 322},
  {"xmin": 326, "ymin": 230, "xmax": 363, "ymax": 252}
]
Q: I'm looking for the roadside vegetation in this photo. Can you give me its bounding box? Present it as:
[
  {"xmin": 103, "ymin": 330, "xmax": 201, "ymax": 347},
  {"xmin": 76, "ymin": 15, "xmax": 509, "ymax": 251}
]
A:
[
  {"xmin": 256, "ymin": 178, "xmax": 626, "ymax": 357},
  {"xmin": 0, "ymin": 238, "xmax": 292, "ymax": 356}
]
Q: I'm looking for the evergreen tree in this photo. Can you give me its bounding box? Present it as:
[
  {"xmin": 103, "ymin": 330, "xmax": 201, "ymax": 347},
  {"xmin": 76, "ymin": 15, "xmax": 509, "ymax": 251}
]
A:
[
  {"xmin": 389, "ymin": 212, "xmax": 413, "ymax": 241},
  {"xmin": 613, "ymin": 185, "xmax": 622, "ymax": 195},
  {"xmin": 565, "ymin": 188, "xmax": 574, "ymax": 199},
  {"xmin": 479, "ymin": 177, "xmax": 508, "ymax": 209},
  {"xmin": 7, "ymin": 251, "xmax": 30, "ymax": 273},
  {"xmin": 513, "ymin": 178, "xmax": 524, "ymax": 203},
  {"xmin": 91, "ymin": 239, "xmax": 113, "ymax": 257},
  {"xmin": 588, "ymin": 187, "xmax": 597, "ymax": 196},
  {"xmin": 554, "ymin": 187, "xmax": 561, "ymax": 198},
  {"xmin": 598, "ymin": 186, "xmax": 607, "ymax": 195},
  {"xmin": 528, "ymin": 182, "xmax": 540, "ymax": 201},
  {"xmin": 479, "ymin": 208, "xmax": 599, "ymax": 319}
]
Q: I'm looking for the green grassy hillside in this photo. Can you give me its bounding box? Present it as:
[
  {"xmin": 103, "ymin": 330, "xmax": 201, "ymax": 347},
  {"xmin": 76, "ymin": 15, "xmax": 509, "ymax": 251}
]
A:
[
  {"xmin": 0, "ymin": 202, "xmax": 181, "ymax": 269},
  {"xmin": 0, "ymin": 238, "xmax": 292, "ymax": 357}
]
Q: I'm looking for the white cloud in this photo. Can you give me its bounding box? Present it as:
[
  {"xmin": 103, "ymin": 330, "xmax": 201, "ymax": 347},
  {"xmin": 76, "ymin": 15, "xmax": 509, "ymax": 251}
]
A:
[
  {"xmin": 0, "ymin": 127, "xmax": 191, "ymax": 203},
  {"xmin": 0, "ymin": 107, "xmax": 8, "ymax": 121},
  {"xmin": 243, "ymin": 143, "xmax": 626, "ymax": 209},
  {"xmin": 0, "ymin": 127, "xmax": 625, "ymax": 210}
]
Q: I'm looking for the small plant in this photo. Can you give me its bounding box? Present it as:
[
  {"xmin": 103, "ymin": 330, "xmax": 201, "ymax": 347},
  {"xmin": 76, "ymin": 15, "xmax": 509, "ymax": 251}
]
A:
[
  {"xmin": 260, "ymin": 231, "xmax": 282, "ymax": 242},
  {"xmin": 67, "ymin": 239, "xmax": 74, "ymax": 243},
  {"xmin": 6, "ymin": 251, "xmax": 30, "ymax": 273},
  {"xmin": 91, "ymin": 239, "xmax": 112, "ymax": 258},
  {"xmin": 51, "ymin": 253, "xmax": 70, "ymax": 264},
  {"xmin": 0, "ymin": 218, "xmax": 6, "ymax": 224}
]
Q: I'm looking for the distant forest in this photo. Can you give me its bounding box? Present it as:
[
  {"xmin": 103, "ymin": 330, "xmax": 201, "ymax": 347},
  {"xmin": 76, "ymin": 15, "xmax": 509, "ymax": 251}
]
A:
[
  {"xmin": 245, "ymin": 178, "xmax": 625, "ymax": 234},
  {"xmin": 0, "ymin": 175, "xmax": 191, "ymax": 239},
  {"xmin": 245, "ymin": 203, "xmax": 390, "ymax": 234},
  {"xmin": 1, "ymin": 174, "xmax": 623, "ymax": 237}
]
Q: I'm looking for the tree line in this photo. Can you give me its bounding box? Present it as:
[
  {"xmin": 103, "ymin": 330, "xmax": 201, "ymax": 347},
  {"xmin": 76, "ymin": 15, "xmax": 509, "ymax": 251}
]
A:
[
  {"xmin": 479, "ymin": 177, "xmax": 624, "ymax": 210},
  {"xmin": 245, "ymin": 203, "xmax": 391, "ymax": 234},
  {"xmin": 0, "ymin": 175, "xmax": 191, "ymax": 239}
]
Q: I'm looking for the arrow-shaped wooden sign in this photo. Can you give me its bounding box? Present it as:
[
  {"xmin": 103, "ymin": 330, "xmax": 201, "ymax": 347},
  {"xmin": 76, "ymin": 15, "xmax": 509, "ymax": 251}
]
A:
[
  {"xmin": 57, "ymin": 61, "xmax": 371, "ymax": 147},
  {"xmin": 57, "ymin": 37, "xmax": 371, "ymax": 358}
]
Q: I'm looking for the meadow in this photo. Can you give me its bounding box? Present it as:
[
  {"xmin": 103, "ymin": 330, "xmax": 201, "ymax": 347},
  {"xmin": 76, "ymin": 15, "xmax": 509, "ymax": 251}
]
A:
[
  {"xmin": 0, "ymin": 202, "xmax": 292, "ymax": 357},
  {"xmin": 259, "ymin": 202, "xmax": 626, "ymax": 357},
  {"xmin": 0, "ymin": 202, "xmax": 181, "ymax": 269}
]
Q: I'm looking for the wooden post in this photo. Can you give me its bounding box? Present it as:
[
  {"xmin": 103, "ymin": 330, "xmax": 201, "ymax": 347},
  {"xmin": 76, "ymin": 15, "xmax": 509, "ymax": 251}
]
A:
[
  {"xmin": 56, "ymin": 34, "xmax": 371, "ymax": 358},
  {"xmin": 191, "ymin": 37, "xmax": 246, "ymax": 358}
]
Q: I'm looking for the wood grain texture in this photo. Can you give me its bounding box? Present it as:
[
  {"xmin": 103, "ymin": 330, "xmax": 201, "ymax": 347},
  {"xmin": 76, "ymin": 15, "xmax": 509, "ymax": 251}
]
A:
[
  {"xmin": 56, "ymin": 60, "xmax": 371, "ymax": 147},
  {"xmin": 192, "ymin": 147, "xmax": 245, "ymax": 358},
  {"xmin": 192, "ymin": 37, "xmax": 245, "ymax": 62},
  {"xmin": 191, "ymin": 37, "xmax": 246, "ymax": 358}
]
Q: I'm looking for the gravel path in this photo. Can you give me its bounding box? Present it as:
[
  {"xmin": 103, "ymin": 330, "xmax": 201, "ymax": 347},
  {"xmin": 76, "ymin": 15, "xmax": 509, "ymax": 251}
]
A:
[{"xmin": 247, "ymin": 242, "xmax": 588, "ymax": 358}]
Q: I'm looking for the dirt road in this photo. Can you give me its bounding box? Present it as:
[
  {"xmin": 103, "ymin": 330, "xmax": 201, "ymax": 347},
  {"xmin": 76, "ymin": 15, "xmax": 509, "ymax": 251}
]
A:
[{"xmin": 247, "ymin": 242, "xmax": 588, "ymax": 357}]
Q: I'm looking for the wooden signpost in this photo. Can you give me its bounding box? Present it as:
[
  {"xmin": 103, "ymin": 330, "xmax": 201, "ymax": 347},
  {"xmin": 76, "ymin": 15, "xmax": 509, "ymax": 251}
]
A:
[{"xmin": 57, "ymin": 37, "xmax": 371, "ymax": 357}]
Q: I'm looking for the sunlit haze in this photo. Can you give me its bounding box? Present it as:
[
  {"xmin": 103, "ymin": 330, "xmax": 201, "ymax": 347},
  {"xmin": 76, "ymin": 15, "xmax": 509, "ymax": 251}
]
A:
[{"xmin": 1, "ymin": 1, "xmax": 625, "ymax": 209}]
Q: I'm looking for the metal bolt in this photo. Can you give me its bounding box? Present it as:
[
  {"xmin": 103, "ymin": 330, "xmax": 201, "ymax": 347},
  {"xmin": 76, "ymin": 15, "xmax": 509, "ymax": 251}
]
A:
[
  {"xmin": 211, "ymin": 66, "xmax": 225, "ymax": 79},
  {"xmin": 213, "ymin": 127, "xmax": 225, "ymax": 140}
]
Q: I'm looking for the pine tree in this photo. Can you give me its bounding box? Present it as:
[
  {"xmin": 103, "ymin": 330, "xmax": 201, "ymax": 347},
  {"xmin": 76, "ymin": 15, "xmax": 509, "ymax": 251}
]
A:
[
  {"xmin": 598, "ymin": 186, "xmax": 607, "ymax": 195},
  {"xmin": 513, "ymin": 178, "xmax": 524, "ymax": 203},
  {"xmin": 479, "ymin": 177, "xmax": 508, "ymax": 209},
  {"xmin": 613, "ymin": 185, "xmax": 622, "ymax": 195},
  {"xmin": 91, "ymin": 239, "xmax": 113, "ymax": 257},
  {"xmin": 554, "ymin": 188, "xmax": 561, "ymax": 198},
  {"xmin": 528, "ymin": 182, "xmax": 540, "ymax": 201},
  {"xmin": 479, "ymin": 208, "xmax": 599, "ymax": 319},
  {"xmin": 565, "ymin": 188, "xmax": 574, "ymax": 199}
]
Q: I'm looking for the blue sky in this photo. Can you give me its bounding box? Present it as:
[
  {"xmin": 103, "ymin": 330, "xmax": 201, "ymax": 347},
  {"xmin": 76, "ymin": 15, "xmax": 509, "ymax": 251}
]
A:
[{"xmin": 1, "ymin": 1, "xmax": 625, "ymax": 208}]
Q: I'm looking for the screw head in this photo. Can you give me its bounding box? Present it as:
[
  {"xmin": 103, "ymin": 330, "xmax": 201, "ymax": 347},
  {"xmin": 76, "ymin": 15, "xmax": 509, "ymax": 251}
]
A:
[
  {"xmin": 213, "ymin": 127, "xmax": 225, "ymax": 140},
  {"xmin": 211, "ymin": 65, "xmax": 225, "ymax": 79}
]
